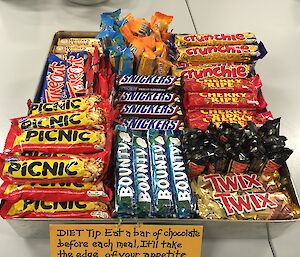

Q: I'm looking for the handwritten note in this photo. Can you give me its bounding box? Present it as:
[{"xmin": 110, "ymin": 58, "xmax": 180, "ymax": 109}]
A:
[{"xmin": 50, "ymin": 224, "xmax": 203, "ymax": 257}]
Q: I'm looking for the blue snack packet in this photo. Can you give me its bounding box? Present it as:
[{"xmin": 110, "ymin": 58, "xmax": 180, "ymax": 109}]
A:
[
  {"xmin": 132, "ymin": 130, "xmax": 154, "ymax": 217},
  {"xmin": 119, "ymin": 47, "xmax": 134, "ymax": 76},
  {"xmin": 40, "ymin": 54, "xmax": 66, "ymax": 103},
  {"xmin": 115, "ymin": 125, "xmax": 136, "ymax": 217},
  {"xmin": 165, "ymin": 130, "xmax": 195, "ymax": 218},
  {"xmin": 109, "ymin": 45, "xmax": 122, "ymax": 73},
  {"xmin": 148, "ymin": 129, "xmax": 174, "ymax": 217}
]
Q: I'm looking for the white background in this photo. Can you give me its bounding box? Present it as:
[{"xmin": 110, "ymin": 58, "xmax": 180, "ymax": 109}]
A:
[{"xmin": 0, "ymin": 0, "xmax": 299, "ymax": 256}]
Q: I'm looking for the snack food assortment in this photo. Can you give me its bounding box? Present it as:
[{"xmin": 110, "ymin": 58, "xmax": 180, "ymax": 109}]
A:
[
  {"xmin": 170, "ymin": 32, "xmax": 272, "ymax": 130},
  {"xmin": 0, "ymin": 34, "xmax": 115, "ymax": 219},
  {"xmin": 0, "ymin": 9, "xmax": 299, "ymax": 223}
]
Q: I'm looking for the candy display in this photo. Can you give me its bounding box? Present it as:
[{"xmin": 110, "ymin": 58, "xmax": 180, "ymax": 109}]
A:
[{"xmin": 0, "ymin": 9, "xmax": 299, "ymax": 224}]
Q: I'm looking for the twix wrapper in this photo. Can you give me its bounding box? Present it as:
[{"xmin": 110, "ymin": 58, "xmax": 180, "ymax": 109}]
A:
[{"xmin": 191, "ymin": 176, "xmax": 294, "ymax": 220}]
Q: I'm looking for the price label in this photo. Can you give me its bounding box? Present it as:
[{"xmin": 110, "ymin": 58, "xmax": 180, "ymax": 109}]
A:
[{"xmin": 50, "ymin": 224, "xmax": 203, "ymax": 257}]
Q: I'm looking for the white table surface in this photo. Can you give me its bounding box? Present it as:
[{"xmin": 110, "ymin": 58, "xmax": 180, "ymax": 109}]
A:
[{"xmin": 0, "ymin": 0, "xmax": 298, "ymax": 256}]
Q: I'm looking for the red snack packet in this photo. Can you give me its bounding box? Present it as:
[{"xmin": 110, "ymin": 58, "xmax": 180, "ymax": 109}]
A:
[
  {"xmin": 172, "ymin": 63, "xmax": 255, "ymax": 80},
  {"xmin": 184, "ymin": 74, "xmax": 262, "ymax": 94},
  {"xmin": 4, "ymin": 124, "xmax": 113, "ymax": 154},
  {"xmin": 0, "ymin": 152, "xmax": 109, "ymax": 184},
  {"xmin": 28, "ymin": 95, "xmax": 104, "ymax": 117},
  {"xmin": 0, "ymin": 181, "xmax": 112, "ymax": 203},
  {"xmin": 186, "ymin": 109, "xmax": 273, "ymax": 129},
  {"xmin": 184, "ymin": 91, "xmax": 267, "ymax": 110},
  {"xmin": 0, "ymin": 199, "xmax": 111, "ymax": 219},
  {"xmin": 13, "ymin": 99, "xmax": 111, "ymax": 131}
]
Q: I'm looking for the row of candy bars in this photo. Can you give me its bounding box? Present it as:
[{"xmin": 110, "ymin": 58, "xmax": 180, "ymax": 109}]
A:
[
  {"xmin": 37, "ymin": 35, "xmax": 115, "ymax": 103},
  {"xmin": 115, "ymin": 75, "xmax": 185, "ymax": 130},
  {"xmin": 0, "ymin": 93, "xmax": 114, "ymax": 218},
  {"xmin": 114, "ymin": 126, "xmax": 194, "ymax": 218},
  {"xmin": 169, "ymin": 32, "xmax": 272, "ymax": 130}
]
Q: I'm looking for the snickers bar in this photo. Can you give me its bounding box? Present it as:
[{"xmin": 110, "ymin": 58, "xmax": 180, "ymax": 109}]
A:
[
  {"xmin": 120, "ymin": 118, "xmax": 185, "ymax": 130},
  {"xmin": 118, "ymin": 75, "xmax": 182, "ymax": 92}
]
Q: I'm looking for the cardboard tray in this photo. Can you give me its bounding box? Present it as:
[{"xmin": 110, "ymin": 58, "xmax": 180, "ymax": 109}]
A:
[{"xmin": 8, "ymin": 31, "xmax": 300, "ymax": 239}]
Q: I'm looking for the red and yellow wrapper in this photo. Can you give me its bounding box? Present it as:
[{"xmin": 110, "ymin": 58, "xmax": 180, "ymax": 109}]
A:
[
  {"xmin": 177, "ymin": 43, "xmax": 266, "ymax": 64},
  {"xmin": 0, "ymin": 152, "xmax": 109, "ymax": 184},
  {"xmin": 16, "ymin": 100, "xmax": 110, "ymax": 131},
  {"xmin": 186, "ymin": 109, "xmax": 273, "ymax": 130},
  {"xmin": 175, "ymin": 33, "xmax": 256, "ymax": 47},
  {"xmin": 4, "ymin": 125, "xmax": 112, "ymax": 154},
  {"xmin": 184, "ymin": 74, "xmax": 262, "ymax": 94},
  {"xmin": 172, "ymin": 63, "xmax": 255, "ymax": 80},
  {"xmin": 0, "ymin": 181, "xmax": 112, "ymax": 203},
  {"xmin": 28, "ymin": 95, "xmax": 103, "ymax": 117},
  {"xmin": 184, "ymin": 92, "xmax": 267, "ymax": 110},
  {"xmin": 0, "ymin": 199, "xmax": 111, "ymax": 219}
]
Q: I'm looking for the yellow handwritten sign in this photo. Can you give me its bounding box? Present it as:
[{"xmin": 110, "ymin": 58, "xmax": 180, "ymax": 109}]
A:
[{"xmin": 50, "ymin": 224, "xmax": 203, "ymax": 257}]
